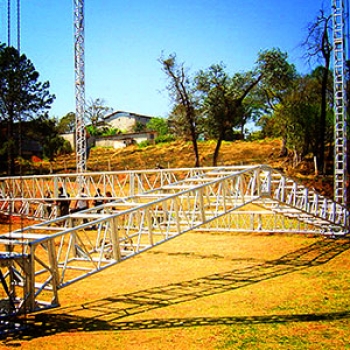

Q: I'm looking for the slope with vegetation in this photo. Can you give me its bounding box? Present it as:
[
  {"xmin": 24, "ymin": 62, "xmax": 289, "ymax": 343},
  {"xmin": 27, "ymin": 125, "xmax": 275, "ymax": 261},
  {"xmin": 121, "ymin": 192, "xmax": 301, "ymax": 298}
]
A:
[{"xmin": 31, "ymin": 138, "xmax": 333, "ymax": 199}]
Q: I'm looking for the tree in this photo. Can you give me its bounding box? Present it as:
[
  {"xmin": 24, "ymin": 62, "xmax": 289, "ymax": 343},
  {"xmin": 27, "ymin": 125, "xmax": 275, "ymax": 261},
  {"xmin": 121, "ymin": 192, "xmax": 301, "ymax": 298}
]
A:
[
  {"xmin": 85, "ymin": 97, "xmax": 113, "ymax": 127},
  {"xmin": 167, "ymin": 104, "xmax": 203, "ymax": 141},
  {"xmin": 160, "ymin": 53, "xmax": 201, "ymax": 167},
  {"xmin": 147, "ymin": 117, "xmax": 169, "ymax": 136},
  {"xmin": 196, "ymin": 64, "xmax": 260, "ymax": 165},
  {"xmin": 256, "ymin": 48, "xmax": 296, "ymax": 97},
  {"xmin": 303, "ymin": 9, "xmax": 333, "ymax": 173},
  {"xmin": 195, "ymin": 49, "xmax": 295, "ymax": 166},
  {"xmin": 0, "ymin": 43, "xmax": 55, "ymax": 175},
  {"xmin": 256, "ymin": 48, "xmax": 298, "ymax": 157},
  {"xmin": 260, "ymin": 67, "xmax": 333, "ymax": 166},
  {"xmin": 26, "ymin": 118, "xmax": 68, "ymax": 161},
  {"xmin": 57, "ymin": 112, "xmax": 76, "ymax": 133},
  {"xmin": 270, "ymin": 75, "xmax": 321, "ymax": 164}
]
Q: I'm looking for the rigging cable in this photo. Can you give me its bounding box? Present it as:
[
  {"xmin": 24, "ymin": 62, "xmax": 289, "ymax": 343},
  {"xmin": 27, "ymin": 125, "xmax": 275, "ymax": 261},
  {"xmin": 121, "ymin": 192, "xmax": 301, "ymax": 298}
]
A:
[
  {"xmin": 16, "ymin": 0, "xmax": 20, "ymax": 52},
  {"xmin": 7, "ymin": 0, "xmax": 10, "ymax": 46},
  {"xmin": 17, "ymin": 0, "xmax": 26, "ymax": 324}
]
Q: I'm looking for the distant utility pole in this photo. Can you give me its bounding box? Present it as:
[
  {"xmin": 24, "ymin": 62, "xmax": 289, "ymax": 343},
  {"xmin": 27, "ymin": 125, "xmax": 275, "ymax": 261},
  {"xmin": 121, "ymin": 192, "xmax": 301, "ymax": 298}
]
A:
[{"xmin": 74, "ymin": 0, "xmax": 86, "ymax": 173}]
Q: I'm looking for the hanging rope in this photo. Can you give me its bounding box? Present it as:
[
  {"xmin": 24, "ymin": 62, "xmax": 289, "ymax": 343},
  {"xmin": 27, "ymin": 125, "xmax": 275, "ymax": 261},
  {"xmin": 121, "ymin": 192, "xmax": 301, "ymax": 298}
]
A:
[
  {"xmin": 17, "ymin": 0, "xmax": 26, "ymax": 322},
  {"xmin": 7, "ymin": 0, "xmax": 10, "ymax": 46},
  {"xmin": 346, "ymin": 0, "xmax": 350, "ymax": 61},
  {"xmin": 16, "ymin": 0, "xmax": 20, "ymax": 52}
]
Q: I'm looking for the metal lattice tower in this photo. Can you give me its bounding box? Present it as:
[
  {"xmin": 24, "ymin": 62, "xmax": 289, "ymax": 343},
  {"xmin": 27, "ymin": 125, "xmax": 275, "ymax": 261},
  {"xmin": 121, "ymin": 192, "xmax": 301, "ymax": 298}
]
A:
[
  {"xmin": 332, "ymin": 0, "xmax": 348, "ymax": 205},
  {"xmin": 74, "ymin": 0, "xmax": 86, "ymax": 172}
]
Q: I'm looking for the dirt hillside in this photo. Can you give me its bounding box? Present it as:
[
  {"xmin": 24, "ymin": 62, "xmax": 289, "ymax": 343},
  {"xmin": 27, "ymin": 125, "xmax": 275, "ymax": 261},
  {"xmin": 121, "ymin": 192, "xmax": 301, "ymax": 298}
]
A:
[{"xmin": 35, "ymin": 139, "xmax": 333, "ymax": 198}]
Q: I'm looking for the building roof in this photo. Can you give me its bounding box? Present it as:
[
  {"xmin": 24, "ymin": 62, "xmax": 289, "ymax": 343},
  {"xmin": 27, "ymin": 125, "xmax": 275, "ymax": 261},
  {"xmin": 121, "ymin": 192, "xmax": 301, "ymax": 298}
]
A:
[{"xmin": 104, "ymin": 111, "xmax": 153, "ymax": 121}]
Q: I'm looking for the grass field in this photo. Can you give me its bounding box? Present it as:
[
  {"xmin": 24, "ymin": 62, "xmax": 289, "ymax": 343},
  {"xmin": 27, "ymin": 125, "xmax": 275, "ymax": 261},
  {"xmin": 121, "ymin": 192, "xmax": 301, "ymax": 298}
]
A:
[{"xmin": 1, "ymin": 228, "xmax": 350, "ymax": 349}]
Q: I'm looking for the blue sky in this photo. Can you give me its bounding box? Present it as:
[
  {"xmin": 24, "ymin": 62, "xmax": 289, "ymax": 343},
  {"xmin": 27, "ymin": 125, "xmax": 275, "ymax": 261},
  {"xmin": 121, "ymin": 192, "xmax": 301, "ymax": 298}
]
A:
[{"xmin": 1, "ymin": 0, "xmax": 329, "ymax": 119}]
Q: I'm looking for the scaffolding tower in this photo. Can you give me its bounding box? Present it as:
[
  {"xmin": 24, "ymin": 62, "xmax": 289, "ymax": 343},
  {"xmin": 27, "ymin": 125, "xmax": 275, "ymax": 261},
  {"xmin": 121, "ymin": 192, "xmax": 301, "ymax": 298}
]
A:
[
  {"xmin": 332, "ymin": 0, "xmax": 348, "ymax": 205},
  {"xmin": 74, "ymin": 0, "xmax": 86, "ymax": 172}
]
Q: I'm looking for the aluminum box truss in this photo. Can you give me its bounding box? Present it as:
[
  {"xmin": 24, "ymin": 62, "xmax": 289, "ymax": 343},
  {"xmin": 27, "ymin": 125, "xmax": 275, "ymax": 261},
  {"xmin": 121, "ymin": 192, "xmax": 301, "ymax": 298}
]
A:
[
  {"xmin": 0, "ymin": 165, "xmax": 349, "ymax": 317},
  {"xmin": 74, "ymin": 0, "xmax": 86, "ymax": 172},
  {"xmin": 0, "ymin": 165, "xmax": 348, "ymax": 231},
  {"xmin": 0, "ymin": 166, "xmax": 253, "ymax": 219},
  {"xmin": 332, "ymin": 0, "xmax": 348, "ymax": 204}
]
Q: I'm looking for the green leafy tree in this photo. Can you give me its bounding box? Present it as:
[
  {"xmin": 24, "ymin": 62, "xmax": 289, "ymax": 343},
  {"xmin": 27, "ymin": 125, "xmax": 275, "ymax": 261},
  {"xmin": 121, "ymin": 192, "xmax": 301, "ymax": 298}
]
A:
[
  {"xmin": 0, "ymin": 43, "xmax": 55, "ymax": 175},
  {"xmin": 25, "ymin": 118, "xmax": 68, "ymax": 161},
  {"xmin": 271, "ymin": 76, "xmax": 321, "ymax": 163},
  {"xmin": 195, "ymin": 49, "xmax": 295, "ymax": 165},
  {"xmin": 167, "ymin": 104, "xmax": 203, "ymax": 140},
  {"xmin": 147, "ymin": 116, "xmax": 175, "ymax": 143},
  {"xmin": 39, "ymin": 120, "xmax": 65, "ymax": 161},
  {"xmin": 256, "ymin": 48, "xmax": 297, "ymax": 98},
  {"xmin": 147, "ymin": 117, "xmax": 169, "ymax": 136},
  {"xmin": 196, "ymin": 64, "xmax": 264, "ymax": 165},
  {"xmin": 260, "ymin": 68, "xmax": 333, "ymax": 166},
  {"xmin": 57, "ymin": 112, "xmax": 75, "ymax": 133},
  {"xmin": 256, "ymin": 48, "xmax": 298, "ymax": 156}
]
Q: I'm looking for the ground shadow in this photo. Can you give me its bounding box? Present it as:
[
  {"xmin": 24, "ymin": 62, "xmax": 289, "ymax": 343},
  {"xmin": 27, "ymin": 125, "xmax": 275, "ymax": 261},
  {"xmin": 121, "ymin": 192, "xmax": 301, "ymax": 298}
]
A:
[{"xmin": 2, "ymin": 237, "xmax": 350, "ymax": 341}]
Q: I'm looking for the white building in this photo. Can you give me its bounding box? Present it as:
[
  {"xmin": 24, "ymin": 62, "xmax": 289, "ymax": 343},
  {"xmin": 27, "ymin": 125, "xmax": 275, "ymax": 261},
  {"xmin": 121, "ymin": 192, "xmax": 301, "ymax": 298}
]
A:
[
  {"xmin": 95, "ymin": 131, "xmax": 157, "ymax": 149},
  {"xmin": 61, "ymin": 111, "xmax": 156, "ymax": 150},
  {"xmin": 104, "ymin": 111, "xmax": 153, "ymax": 132}
]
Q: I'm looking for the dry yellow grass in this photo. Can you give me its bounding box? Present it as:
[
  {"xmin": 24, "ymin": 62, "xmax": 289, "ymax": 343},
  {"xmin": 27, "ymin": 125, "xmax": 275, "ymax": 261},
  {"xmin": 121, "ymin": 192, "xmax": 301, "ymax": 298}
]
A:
[
  {"xmin": 1, "ymin": 227, "xmax": 350, "ymax": 349},
  {"xmin": 35, "ymin": 139, "xmax": 283, "ymax": 172}
]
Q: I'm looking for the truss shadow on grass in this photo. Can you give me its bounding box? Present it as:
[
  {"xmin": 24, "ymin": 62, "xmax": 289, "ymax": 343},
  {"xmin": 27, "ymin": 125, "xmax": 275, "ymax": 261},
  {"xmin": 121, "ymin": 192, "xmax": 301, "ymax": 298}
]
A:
[
  {"xmin": 2, "ymin": 237, "xmax": 350, "ymax": 341},
  {"xmin": 3, "ymin": 309, "xmax": 350, "ymax": 343}
]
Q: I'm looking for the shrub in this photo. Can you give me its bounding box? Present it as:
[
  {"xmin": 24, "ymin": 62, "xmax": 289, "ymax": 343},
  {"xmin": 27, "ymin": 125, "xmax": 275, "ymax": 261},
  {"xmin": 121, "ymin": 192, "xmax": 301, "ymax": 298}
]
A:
[
  {"xmin": 155, "ymin": 134, "xmax": 175, "ymax": 144},
  {"xmin": 246, "ymin": 130, "xmax": 264, "ymax": 141},
  {"xmin": 138, "ymin": 140, "xmax": 150, "ymax": 148},
  {"xmin": 101, "ymin": 127, "xmax": 119, "ymax": 136}
]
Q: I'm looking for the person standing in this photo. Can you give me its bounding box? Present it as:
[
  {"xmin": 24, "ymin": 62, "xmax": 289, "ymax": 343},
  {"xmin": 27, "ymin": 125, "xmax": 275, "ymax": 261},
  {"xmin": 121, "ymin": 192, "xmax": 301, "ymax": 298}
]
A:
[
  {"xmin": 72, "ymin": 187, "xmax": 89, "ymax": 213},
  {"xmin": 56, "ymin": 186, "xmax": 70, "ymax": 217},
  {"xmin": 43, "ymin": 190, "xmax": 53, "ymax": 218},
  {"xmin": 93, "ymin": 188, "xmax": 104, "ymax": 212}
]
